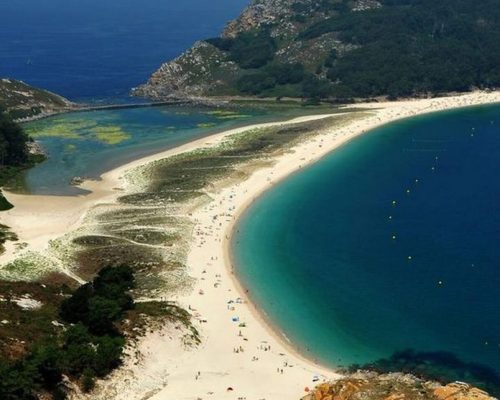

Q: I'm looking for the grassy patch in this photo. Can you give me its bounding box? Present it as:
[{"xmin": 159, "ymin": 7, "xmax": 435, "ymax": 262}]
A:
[
  {"xmin": 0, "ymin": 252, "xmax": 60, "ymax": 282},
  {"xmin": 0, "ymin": 281, "xmax": 69, "ymax": 360}
]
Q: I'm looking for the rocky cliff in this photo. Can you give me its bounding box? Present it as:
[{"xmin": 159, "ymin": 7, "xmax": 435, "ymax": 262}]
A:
[
  {"xmin": 133, "ymin": 0, "xmax": 500, "ymax": 101},
  {"xmin": 304, "ymin": 372, "xmax": 497, "ymax": 400},
  {"xmin": 0, "ymin": 78, "xmax": 75, "ymax": 120},
  {"xmin": 132, "ymin": 0, "xmax": 380, "ymax": 100}
]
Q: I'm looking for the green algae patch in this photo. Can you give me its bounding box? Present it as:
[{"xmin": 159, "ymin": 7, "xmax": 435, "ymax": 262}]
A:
[
  {"xmin": 65, "ymin": 143, "xmax": 77, "ymax": 152},
  {"xmin": 216, "ymin": 114, "xmax": 250, "ymax": 120},
  {"xmin": 91, "ymin": 125, "xmax": 131, "ymax": 145},
  {"xmin": 26, "ymin": 119, "xmax": 98, "ymax": 140},
  {"xmin": 196, "ymin": 122, "xmax": 217, "ymax": 129},
  {"xmin": 204, "ymin": 110, "xmax": 250, "ymax": 120},
  {"xmin": 26, "ymin": 119, "xmax": 131, "ymax": 145}
]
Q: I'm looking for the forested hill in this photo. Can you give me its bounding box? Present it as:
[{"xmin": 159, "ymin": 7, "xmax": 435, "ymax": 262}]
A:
[{"xmin": 134, "ymin": 0, "xmax": 500, "ymax": 101}]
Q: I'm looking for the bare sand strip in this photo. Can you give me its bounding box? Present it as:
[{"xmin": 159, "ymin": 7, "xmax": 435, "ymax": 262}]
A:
[{"xmin": 1, "ymin": 92, "xmax": 499, "ymax": 400}]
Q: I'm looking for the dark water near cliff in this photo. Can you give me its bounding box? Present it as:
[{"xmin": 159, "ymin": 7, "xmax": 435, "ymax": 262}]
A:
[
  {"xmin": 0, "ymin": 0, "xmax": 248, "ymax": 102},
  {"xmin": 233, "ymin": 104, "xmax": 500, "ymax": 390}
]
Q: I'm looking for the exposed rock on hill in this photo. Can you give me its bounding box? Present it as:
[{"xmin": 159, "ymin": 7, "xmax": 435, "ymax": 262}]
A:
[
  {"xmin": 304, "ymin": 372, "xmax": 497, "ymax": 400},
  {"xmin": 0, "ymin": 78, "xmax": 76, "ymax": 120},
  {"xmin": 134, "ymin": 0, "xmax": 500, "ymax": 101}
]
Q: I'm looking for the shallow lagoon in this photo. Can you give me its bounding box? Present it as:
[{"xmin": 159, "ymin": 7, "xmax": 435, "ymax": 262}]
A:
[
  {"xmin": 21, "ymin": 104, "xmax": 334, "ymax": 195},
  {"xmin": 21, "ymin": 106, "xmax": 261, "ymax": 194}
]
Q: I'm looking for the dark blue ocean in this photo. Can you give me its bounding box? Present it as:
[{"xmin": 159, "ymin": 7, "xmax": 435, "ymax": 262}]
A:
[
  {"xmin": 0, "ymin": 0, "xmax": 248, "ymax": 102},
  {"xmin": 233, "ymin": 104, "xmax": 500, "ymax": 392}
]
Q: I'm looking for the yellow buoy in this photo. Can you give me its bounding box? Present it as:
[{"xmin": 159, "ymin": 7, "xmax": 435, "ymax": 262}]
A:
[
  {"xmin": 438, "ymin": 281, "xmax": 443, "ymax": 286},
  {"xmin": 392, "ymin": 200, "xmax": 397, "ymax": 205},
  {"xmin": 406, "ymin": 189, "xmax": 410, "ymax": 194},
  {"xmin": 407, "ymin": 256, "xmax": 412, "ymax": 260},
  {"xmin": 392, "ymin": 235, "xmax": 397, "ymax": 240}
]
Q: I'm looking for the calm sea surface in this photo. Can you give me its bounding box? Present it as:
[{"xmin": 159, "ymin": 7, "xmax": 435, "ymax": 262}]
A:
[
  {"xmin": 233, "ymin": 104, "xmax": 500, "ymax": 389},
  {"xmin": 0, "ymin": 0, "xmax": 248, "ymax": 102}
]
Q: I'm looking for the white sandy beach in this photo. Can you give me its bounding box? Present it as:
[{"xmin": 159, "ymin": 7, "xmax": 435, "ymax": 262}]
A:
[{"xmin": 1, "ymin": 92, "xmax": 500, "ymax": 400}]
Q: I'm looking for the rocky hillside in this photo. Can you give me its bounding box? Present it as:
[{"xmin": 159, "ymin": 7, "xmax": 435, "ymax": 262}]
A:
[
  {"xmin": 304, "ymin": 372, "xmax": 497, "ymax": 400},
  {"xmin": 0, "ymin": 78, "xmax": 75, "ymax": 120},
  {"xmin": 133, "ymin": 0, "xmax": 500, "ymax": 101}
]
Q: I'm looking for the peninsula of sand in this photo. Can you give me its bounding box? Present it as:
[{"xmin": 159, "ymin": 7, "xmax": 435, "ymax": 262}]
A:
[{"xmin": 1, "ymin": 91, "xmax": 499, "ymax": 400}]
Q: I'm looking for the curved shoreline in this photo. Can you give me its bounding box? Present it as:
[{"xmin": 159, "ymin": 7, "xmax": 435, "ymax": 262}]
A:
[
  {"xmin": 222, "ymin": 96, "xmax": 500, "ymax": 376},
  {"xmin": 2, "ymin": 92, "xmax": 500, "ymax": 399},
  {"xmin": 0, "ymin": 113, "xmax": 336, "ymax": 266},
  {"xmin": 136, "ymin": 92, "xmax": 500, "ymax": 400}
]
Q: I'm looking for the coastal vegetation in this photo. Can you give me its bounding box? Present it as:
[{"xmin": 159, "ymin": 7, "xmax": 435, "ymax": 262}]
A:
[
  {"xmin": 0, "ymin": 109, "xmax": 47, "ymax": 252},
  {"xmin": 0, "ymin": 79, "xmax": 73, "ymax": 120},
  {"xmin": 0, "ymin": 266, "xmax": 132, "ymax": 399},
  {"xmin": 57, "ymin": 110, "xmax": 363, "ymax": 299},
  {"xmin": 0, "ymin": 265, "xmax": 195, "ymax": 399},
  {"xmin": 135, "ymin": 0, "xmax": 500, "ymax": 101}
]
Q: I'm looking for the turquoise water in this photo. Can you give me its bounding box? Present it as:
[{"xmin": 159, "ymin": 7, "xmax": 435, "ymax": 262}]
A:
[{"xmin": 233, "ymin": 105, "xmax": 500, "ymax": 384}]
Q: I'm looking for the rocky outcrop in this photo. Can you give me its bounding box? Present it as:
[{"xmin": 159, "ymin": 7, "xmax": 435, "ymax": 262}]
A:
[
  {"xmin": 222, "ymin": 0, "xmax": 299, "ymax": 38},
  {"xmin": 134, "ymin": 0, "xmax": 500, "ymax": 101},
  {"xmin": 303, "ymin": 372, "xmax": 497, "ymax": 400},
  {"xmin": 132, "ymin": 0, "xmax": 345, "ymax": 100},
  {"xmin": 0, "ymin": 78, "xmax": 76, "ymax": 120},
  {"xmin": 132, "ymin": 41, "xmax": 240, "ymax": 99}
]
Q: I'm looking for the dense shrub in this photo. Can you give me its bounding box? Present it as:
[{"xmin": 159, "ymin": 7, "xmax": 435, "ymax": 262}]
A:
[
  {"xmin": 0, "ymin": 108, "xmax": 29, "ymax": 166},
  {"xmin": 0, "ymin": 265, "xmax": 136, "ymax": 399}
]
